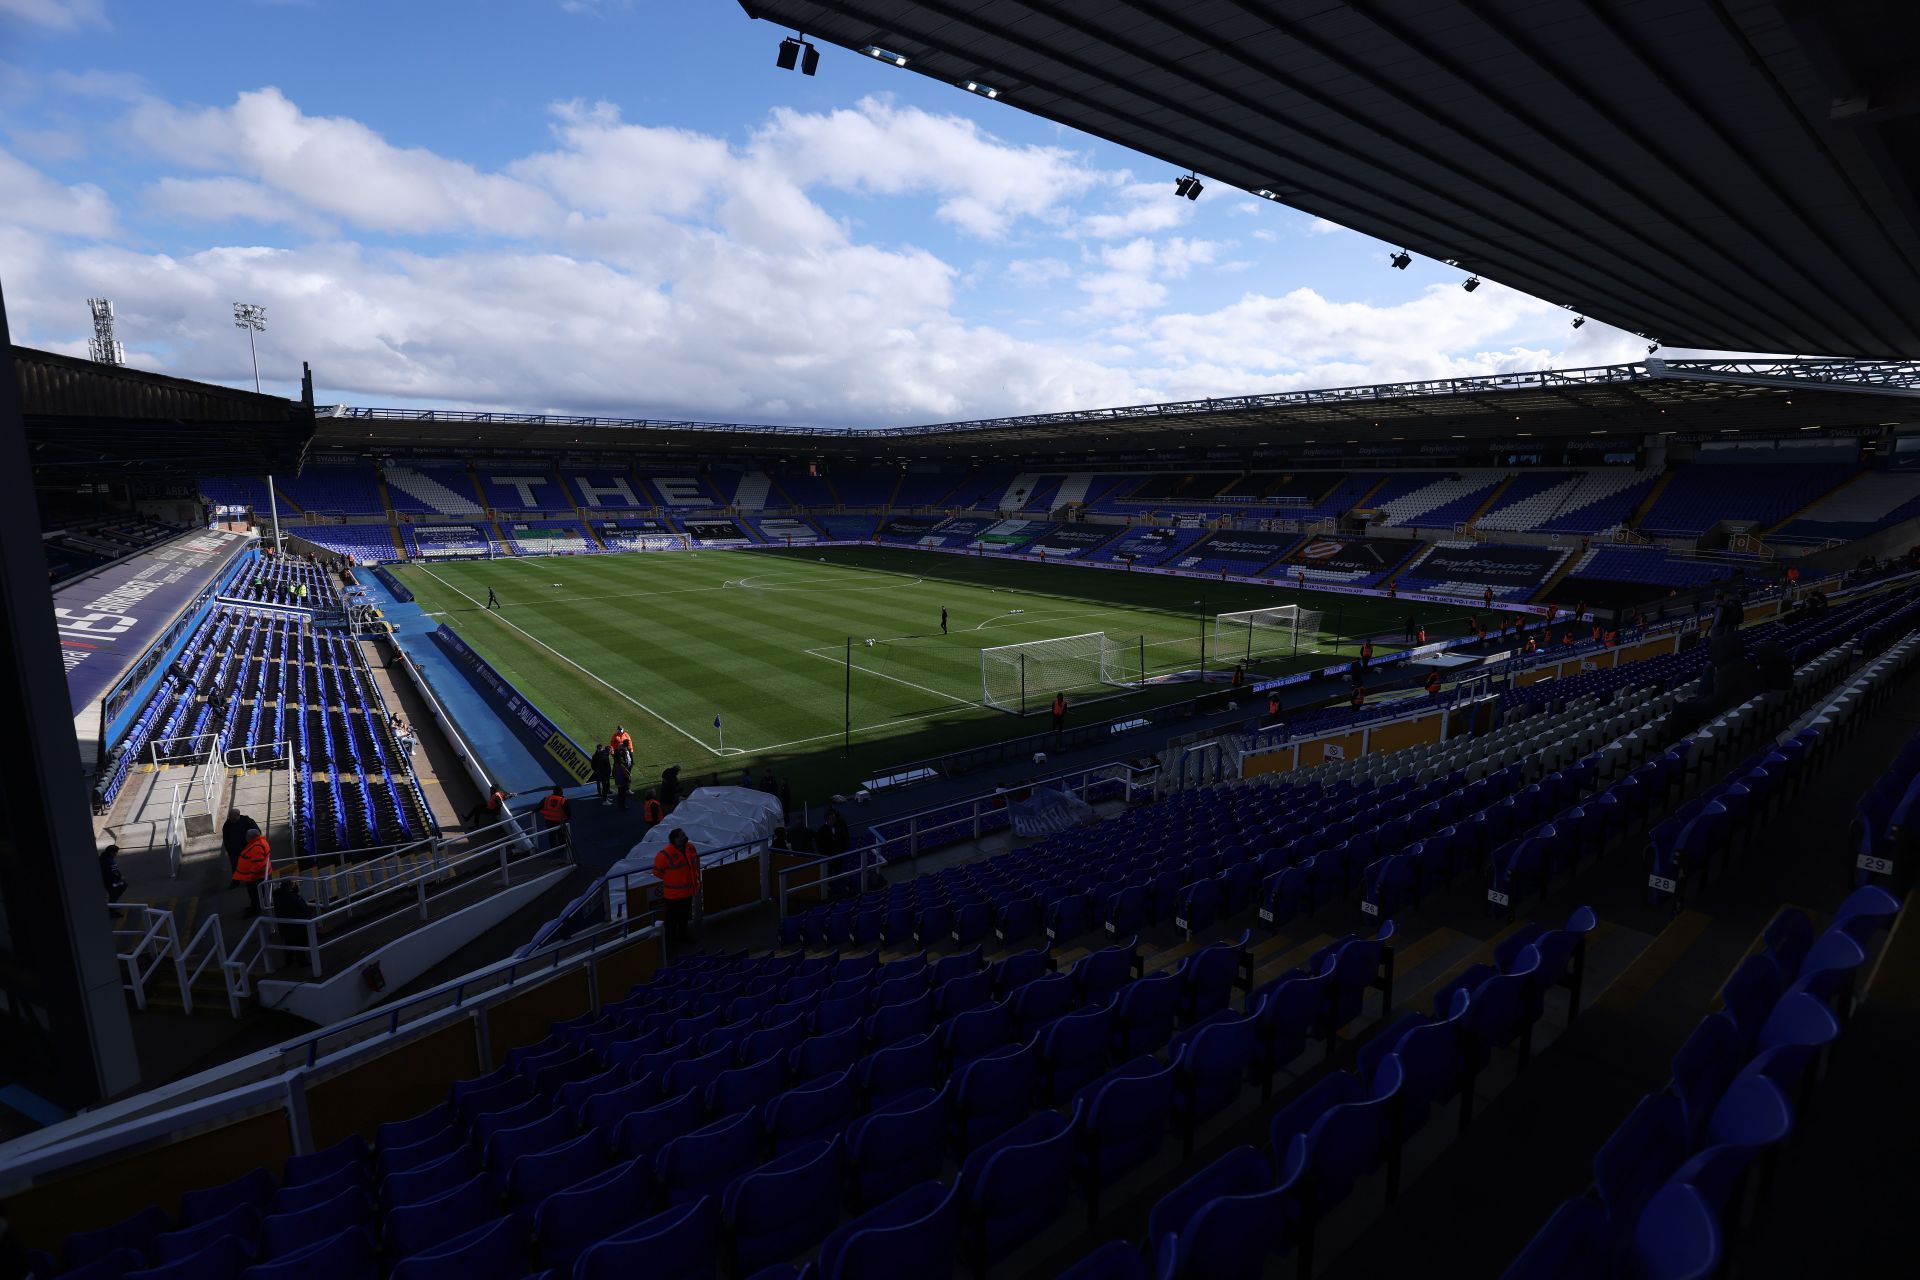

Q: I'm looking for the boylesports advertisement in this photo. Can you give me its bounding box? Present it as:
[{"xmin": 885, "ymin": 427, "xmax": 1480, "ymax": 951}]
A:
[
  {"xmin": 433, "ymin": 624, "xmax": 594, "ymax": 783},
  {"xmin": 1413, "ymin": 543, "xmax": 1563, "ymax": 587},
  {"xmin": 1191, "ymin": 530, "xmax": 1300, "ymax": 562}
]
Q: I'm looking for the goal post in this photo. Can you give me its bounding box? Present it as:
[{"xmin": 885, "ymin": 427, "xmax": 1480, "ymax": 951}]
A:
[
  {"xmin": 1213, "ymin": 605, "xmax": 1325, "ymax": 662},
  {"xmin": 980, "ymin": 631, "xmax": 1130, "ymax": 713}
]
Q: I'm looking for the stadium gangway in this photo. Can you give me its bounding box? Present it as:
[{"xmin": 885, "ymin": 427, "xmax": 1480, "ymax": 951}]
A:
[{"xmin": 224, "ymin": 814, "xmax": 563, "ymax": 987}]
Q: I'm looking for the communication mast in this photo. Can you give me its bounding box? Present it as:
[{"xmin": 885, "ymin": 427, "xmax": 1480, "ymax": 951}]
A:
[{"xmin": 86, "ymin": 298, "xmax": 125, "ymax": 366}]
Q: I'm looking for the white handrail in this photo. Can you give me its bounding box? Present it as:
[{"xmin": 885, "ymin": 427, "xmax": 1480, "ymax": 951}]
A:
[{"xmin": 179, "ymin": 913, "xmax": 232, "ymax": 1017}]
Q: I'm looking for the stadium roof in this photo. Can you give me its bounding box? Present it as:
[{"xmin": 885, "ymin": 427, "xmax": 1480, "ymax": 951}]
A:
[
  {"xmin": 316, "ymin": 358, "xmax": 1920, "ymax": 460},
  {"xmin": 737, "ymin": 0, "xmax": 1920, "ymax": 360},
  {"xmin": 16, "ymin": 346, "xmax": 316, "ymax": 476}
]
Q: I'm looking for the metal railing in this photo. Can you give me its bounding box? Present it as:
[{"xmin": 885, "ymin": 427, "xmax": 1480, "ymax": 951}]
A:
[
  {"xmin": 113, "ymin": 906, "xmax": 186, "ymax": 1013},
  {"xmin": 178, "ymin": 913, "xmax": 232, "ymax": 1017},
  {"xmin": 226, "ymin": 820, "xmax": 567, "ymax": 985},
  {"xmin": 860, "ymin": 760, "xmax": 1152, "ymax": 864},
  {"xmin": 774, "ymin": 844, "xmax": 888, "ymax": 917}
]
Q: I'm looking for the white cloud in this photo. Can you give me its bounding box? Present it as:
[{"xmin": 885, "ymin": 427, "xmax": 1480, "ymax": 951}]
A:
[
  {"xmin": 746, "ymin": 96, "xmax": 1100, "ymax": 240},
  {"xmin": 0, "ymin": 0, "xmax": 105, "ymax": 31},
  {"xmin": 0, "ymin": 81, "xmax": 1690, "ymax": 426},
  {"xmin": 1306, "ymin": 216, "xmax": 1346, "ymax": 235},
  {"xmin": 0, "ymin": 146, "xmax": 113, "ymax": 236},
  {"xmin": 128, "ymin": 88, "xmax": 565, "ymax": 237}
]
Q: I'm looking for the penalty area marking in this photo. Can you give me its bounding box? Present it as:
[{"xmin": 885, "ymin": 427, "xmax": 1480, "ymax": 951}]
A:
[
  {"xmin": 798, "ymin": 648, "xmax": 982, "ymax": 711},
  {"xmin": 417, "ymin": 564, "xmax": 723, "ymax": 758}
]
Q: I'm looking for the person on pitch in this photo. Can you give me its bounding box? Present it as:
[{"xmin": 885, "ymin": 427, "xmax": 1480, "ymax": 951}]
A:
[
  {"xmin": 940, "ymin": 606, "xmax": 948, "ymax": 635},
  {"xmin": 486, "ymin": 586, "xmax": 499, "ymax": 610}
]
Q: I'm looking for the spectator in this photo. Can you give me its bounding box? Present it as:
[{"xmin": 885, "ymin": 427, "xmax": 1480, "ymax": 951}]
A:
[
  {"xmin": 590, "ymin": 744, "xmax": 612, "ymax": 805},
  {"xmin": 613, "ymin": 757, "xmax": 633, "ymax": 811},
  {"xmin": 538, "ymin": 785, "xmax": 571, "ymax": 853},
  {"xmin": 99, "ymin": 843, "xmax": 127, "ymax": 905},
  {"xmin": 652, "ymin": 828, "xmax": 700, "ymax": 945},
  {"xmin": 221, "ymin": 807, "xmax": 257, "ymax": 874},
  {"xmin": 738, "ymin": 767, "xmax": 754, "ymax": 789},
  {"xmin": 233, "ymin": 827, "xmax": 271, "ymax": 916},
  {"xmin": 660, "ymin": 765, "xmax": 682, "ymax": 809},
  {"xmin": 759, "ymin": 768, "xmax": 778, "ymax": 796},
  {"xmin": 465, "ymin": 781, "xmax": 506, "ymax": 827}
]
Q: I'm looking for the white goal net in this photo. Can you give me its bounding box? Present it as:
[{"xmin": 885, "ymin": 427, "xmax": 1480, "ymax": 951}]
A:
[
  {"xmin": 980, "ymin": 631, "xmax": 1130, "ymax": 713},
  {"xmin": 1213, "ymin": 605, "xmax": 1324, "ymax": 662}
]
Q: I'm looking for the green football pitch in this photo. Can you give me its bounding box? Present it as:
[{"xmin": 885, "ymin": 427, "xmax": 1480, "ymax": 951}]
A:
[{"xmin": 394, "ymin": 546, "xmax": 1474, "ymax": 795}]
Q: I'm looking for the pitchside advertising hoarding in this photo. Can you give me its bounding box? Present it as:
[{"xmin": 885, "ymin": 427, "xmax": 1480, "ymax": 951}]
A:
[
  {"xmin": 881, "ymin": 516, "xmax": 941, "ymax": 537},
  {"xmin": 433, "ymin": 624, "xmax": 594, "ymax": 784},
  {"xmin": 1191, "ymin": 530, "xmax": 1300, "ymax": 562},
  {"xmin": 1283, "ymin": 536, "xmax": 1412, "ymax": 575},
  {"xmin": 1413, "ymin": 543, "xmax": 1564, "ymax": 586},
  {"xmin": 1031, "ymin": 526, "xmax": 1118, "ymax": 554}
]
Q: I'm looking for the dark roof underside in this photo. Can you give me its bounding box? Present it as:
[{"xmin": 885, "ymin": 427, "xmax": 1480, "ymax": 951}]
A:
[
  {"xmin": 316, "ymin": 359, "xmax": 1920, "ymax": 460},
  {"xmin": 739, "ymin": 0, "xmax": 1920, "ymax": 359},
  {"xmin": 15, "ymin": 346, "xmax": 315, "ymax": 475}
]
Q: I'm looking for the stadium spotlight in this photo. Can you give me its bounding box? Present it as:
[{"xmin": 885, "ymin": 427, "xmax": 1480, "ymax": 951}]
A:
[
  {"xmin": 1647, "ymin": 341, "xmax": 1661, "ymax": 354},
  {"xmin": 960, "ymin": 79, "xmax": 1000, "ymax": 99},
  {"xmin": 777, "ymin": 34, "xmax": 819, "ymax": 75},
  {"xmin": 861, "ymin": 44, "xmax": 908, "ymax": 66},
  {"xmin": 1389, "ymin": 250, "xmax": 1412, "ymax": 270},
  {"xmin": 1462, "ymin": 276, "xmax": 1481, "ymax": 292},
  {"xmin": 1174, "ymin": 173, "xmax": 1203, "ymax": 201},
  {"xmin": 1571, "ymin": 315, "xmax": 1586, "ymax": 329}
]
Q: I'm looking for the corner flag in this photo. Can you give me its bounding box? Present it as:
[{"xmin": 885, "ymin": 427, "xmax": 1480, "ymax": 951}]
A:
[{"xmin": 714, "ymin": 713, "xmax": 723, "ymax": 750}]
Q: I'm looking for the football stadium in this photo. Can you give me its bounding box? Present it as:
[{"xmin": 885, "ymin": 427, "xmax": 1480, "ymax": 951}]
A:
[{"xmin": 1, "ymin": 2, "xmax": 1918, "ymax": 1278}]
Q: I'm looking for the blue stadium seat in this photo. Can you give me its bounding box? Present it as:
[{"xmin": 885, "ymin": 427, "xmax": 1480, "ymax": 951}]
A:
[
  {"xmin": 816, "ymin": 1180, "xmax": 960, "ymax": 1280},
  {"xmin": 580, "ymin": 1073, "xmax": 661, "ymax": 1134},
  {"xmin": 990, "ymin": 944, "xmax": 1051, "ymax": 996},
  {"xmin": 952, "ymin": 1041, "xmax": 1039, "ymax": 1154},
  {"xmin": 380, "ymin": 1149, "xmax": 478, "ymax": 1212},
  {"xmin": 1669, "ymin": 1011, "xmax": 1744, "ymax": 1146},
  {"xmin": 958, "ymin": 1110, "xmax": 1075, "ymax": 1268},
  {"xmin": 1145, "ymin": 1145, "xmax": 1269, "ymax": 1267},
  {"xmin": 1594, "ymin": 1092, "xmax": 1689, "ymax": 1241},
  {"xmin": 178, "ymin": 1168, "xmax": 275, "ymax": 1227},
  {"xmin": 614, "ymin": 1088, "xmax": 703, "ymax": 1160},
  {"xmin": 574, "ymin": 1195, "xmax": 719, "ymax": 1280},
  {"xmin": 382, "ymin": 1174, "xmax": 492, "ymax": 1263},
  {"xmin": 857, "ymin": 1031, "xmax": 940, "ymax": 1105},
  {"xmin": 1038, "ymin": 1003, "xmax": 1115, "ymax": 1105},
  {"xmin": 845, "ymin": 1084, "xmax": 948, "ymax": 1210},
  {"xmin": 790, "ymin": 1023, "xmax": 862, "ymax": 1082},
  {"xmin": 1275, "ymin": 1055, "xmax": 1402, "ymax": 1275},
  {"xmin": 503, "ymin": 1130, "xmax": 606, "ymax": 1208},
  {"xmin": 941, "ymin": 999, "xmax": 1016, "ymax": 1066},
  {"xmin": 935, "ymin": 967, "xmax": 993, "ymax": 1020},
  {"xmin": 237, "ymin": 1226, "xmax": 378, "ymax": 1280},
  {"xmin": 1169, "ymin": 1010, "xmax": 1259, "ymax": 1150},
  {"xmin": 863, "ymin": 991, "xmax": 935, "ymax": 1049},
  {"xmin": 766, "ymin": 1065, "xmax": 859, "ymax": 1154},
  {"xmin": 1008, "ymin": 971, "xmax": 1075, "ymax": 1038},
  {"xmin": 1666, "ymin": 1075, "xmax": 1793, "ymax": 1210},
  {"xmin": 1068, "ymin": 937, "xmax": 1137, "ymax": 1007},
  {"xmin": 1071, "ymin": 1056, "xmax": 1176, "ymax": 1220},
  {"xmin": 481, "ymin": 1105, "xmax": 573, "ymax": 1175},
  {"xmin": 655, "ymin": 1106, "xmax": 762, "ymax": 1206},
  {"xmin": 1627, "ymin": 1183, "xmax": 1721, "ymax": 1280},
  {"xmin": 388, "ymin": 1214, "xmax": 529, "ymax": 1280},
  {"xmin": 1114, "ymin": 971, "xmax": 1180, "ymax": 1058},
  {"xmin": 260, "ymin": 1185, "xmax": 368, "ymax": 1260},
  {"xmin": 724, "ymin": 1136, "xmax": 843, "ymax": 1275},
  {"xmin": 706, "ymin": 1051, "xmax": 787, "ymax": 1118},
  {"xmin": 127, "ymin": 1234, "xmax": 250, "ymax": 1280},
  {"xmin": 530, "ymin": 1155, "xmax": 654, "ymax": 1275},
  {"xmin": 151, "ymin": 1204, "xmax": 259, "ymax": 1263}
]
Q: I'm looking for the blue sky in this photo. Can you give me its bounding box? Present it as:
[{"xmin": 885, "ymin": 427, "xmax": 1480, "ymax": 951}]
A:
[{"xmin": 0, "ymin": 0, "xmax": 1671, "ymax": 425}]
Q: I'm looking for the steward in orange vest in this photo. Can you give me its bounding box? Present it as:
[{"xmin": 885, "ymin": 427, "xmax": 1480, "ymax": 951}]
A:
[
  {"xmin": 538, "ymin": 786, "xmax": 570, "ymax": 853},
  {"xmin": 653, "ymin": 830, "xmax": 701, "ymax": 944},
  {"xmin": 234, "ymin": 829, "xmax": 271, "ymax": 916}
]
